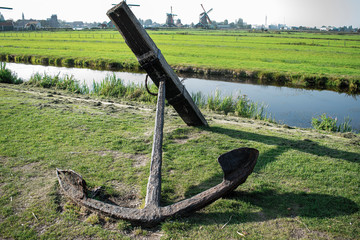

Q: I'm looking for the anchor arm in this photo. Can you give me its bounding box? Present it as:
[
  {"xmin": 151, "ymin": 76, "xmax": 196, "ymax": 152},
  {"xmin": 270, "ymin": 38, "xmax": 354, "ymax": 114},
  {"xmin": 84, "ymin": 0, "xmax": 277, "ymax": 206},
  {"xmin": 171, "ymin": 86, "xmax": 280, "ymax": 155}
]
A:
[
  {"xmin": 56, "ymin": 148, "xmax": 258, "ymax": 225},
  {"xmin": 56, "ymin": 169, "xmax": 161, "ymax": 223},
  {"xmin": 160, "ymin": 147, "xmax": 259, "ymax": 217}
]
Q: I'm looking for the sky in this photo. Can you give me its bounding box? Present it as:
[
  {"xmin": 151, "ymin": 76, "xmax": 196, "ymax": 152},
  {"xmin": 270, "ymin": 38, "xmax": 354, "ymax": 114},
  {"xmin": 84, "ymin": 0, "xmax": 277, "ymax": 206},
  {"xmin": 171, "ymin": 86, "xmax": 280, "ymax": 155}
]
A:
[{"xmin": 1, "ymin": 0, "xmax": 359, "ymax": 28}]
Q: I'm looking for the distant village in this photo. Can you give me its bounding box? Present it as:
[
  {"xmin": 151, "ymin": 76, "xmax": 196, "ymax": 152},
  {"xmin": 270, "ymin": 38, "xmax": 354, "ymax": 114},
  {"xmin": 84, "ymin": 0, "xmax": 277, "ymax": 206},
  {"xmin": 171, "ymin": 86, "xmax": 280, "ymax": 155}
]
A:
[{"xmin": 0, "ymin": 11, "xmax": 359, "ymax": 33}]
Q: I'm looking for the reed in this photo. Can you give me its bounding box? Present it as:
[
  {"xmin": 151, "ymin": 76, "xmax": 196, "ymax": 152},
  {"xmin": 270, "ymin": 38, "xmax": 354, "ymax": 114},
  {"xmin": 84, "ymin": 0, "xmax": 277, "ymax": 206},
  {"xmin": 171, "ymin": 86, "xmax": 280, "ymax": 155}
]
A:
[
  {"xmin": 191, "ymin": 90, "xmax": 274, "ymax": 122},
  {"xmin": 92, "ymin": 74, "xmax": 157, "ymax": 103},
  {"xmin": 23, "ymin": 71, "xmax": 274, "ymax": 122},
  {"xmin": 311, "ymin": 113, "xmax": 353, "ymax": 133},
  {"xmin": 26, "ymin": 73, "xmax": 89, "ymax": 94}
]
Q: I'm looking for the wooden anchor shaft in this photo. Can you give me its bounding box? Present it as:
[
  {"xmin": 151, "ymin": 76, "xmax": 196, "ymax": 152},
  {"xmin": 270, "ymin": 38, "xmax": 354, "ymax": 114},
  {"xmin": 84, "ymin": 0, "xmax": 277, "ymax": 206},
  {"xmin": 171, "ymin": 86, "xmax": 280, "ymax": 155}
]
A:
[{"xmin": 145, "ymin": 80, "xmax": 165, "ymax": 208}]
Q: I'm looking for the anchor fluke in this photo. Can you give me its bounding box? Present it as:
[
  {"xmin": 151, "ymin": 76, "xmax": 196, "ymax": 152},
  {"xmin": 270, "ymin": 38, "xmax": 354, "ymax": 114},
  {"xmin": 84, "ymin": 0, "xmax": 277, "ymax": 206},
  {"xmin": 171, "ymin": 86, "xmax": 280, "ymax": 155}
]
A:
[
  {"xmin": 56, "ymin": 169, "xmax": 87, "ymax": 200},
  {"xmin": 218, "ymin": 148, "xmax": 258, "ymax": 182}
]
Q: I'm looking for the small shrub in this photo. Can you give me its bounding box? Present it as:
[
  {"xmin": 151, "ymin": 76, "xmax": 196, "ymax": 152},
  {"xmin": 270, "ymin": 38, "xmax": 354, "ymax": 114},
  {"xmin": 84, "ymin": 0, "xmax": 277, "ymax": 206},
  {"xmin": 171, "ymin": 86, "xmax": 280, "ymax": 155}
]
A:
[
  {"xmin": 312, "ymin": 114, "xmax": 352, "ymax": 133},
  {"xmin": 117, "ymin": 220, "xmax": 132, "ymax": 231},
  {"xmin": 0, "ymin": 62, "xmax": 23, "ymax": 84},
  {"xmin": 84, "ymin": 213, "xmax": 100, "ymax": 225},
  {"xmin": 133, "ymin": 227, "xmax": 148, "ymax": 236}
]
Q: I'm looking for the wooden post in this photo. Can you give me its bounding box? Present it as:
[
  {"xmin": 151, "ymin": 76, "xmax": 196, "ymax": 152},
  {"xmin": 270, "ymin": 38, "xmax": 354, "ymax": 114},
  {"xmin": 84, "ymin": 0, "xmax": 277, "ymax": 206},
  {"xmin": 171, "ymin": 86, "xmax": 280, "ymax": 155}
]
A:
[
  {"xmin": 145, "ymin": 80, "xmax": 165, "ymax": 208},
  {"xmin": 107, "ymin": 2, "xmax": 208, "ymax": 126}
]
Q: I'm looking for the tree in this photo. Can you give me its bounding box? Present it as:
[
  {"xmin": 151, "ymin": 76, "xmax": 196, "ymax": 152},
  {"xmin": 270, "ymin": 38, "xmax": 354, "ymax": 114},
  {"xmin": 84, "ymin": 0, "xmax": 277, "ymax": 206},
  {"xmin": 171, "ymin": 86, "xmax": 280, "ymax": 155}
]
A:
[
  {"xmin": 237, "ymin": 18, "xmax": 244, "ymax": 28},
  {"xmin": 144, "ymin": 19, "xmax": 152, "ymax": 26}
]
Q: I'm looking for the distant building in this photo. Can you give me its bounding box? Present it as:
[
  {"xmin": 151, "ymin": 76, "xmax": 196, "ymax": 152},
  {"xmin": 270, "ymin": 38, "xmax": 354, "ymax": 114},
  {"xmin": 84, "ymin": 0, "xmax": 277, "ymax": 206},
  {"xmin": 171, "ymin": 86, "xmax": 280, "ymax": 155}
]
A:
[
  {"xmin": 268, "ymin": 24, "xmax": 278, "ymax": 30},
  {"xmin": 48, "ymin": 14, "xmax": 59, "ymax": 28},
  {"xmin": 98, "ymin": 23, "xmax": 107, "ymax": 29},
  {"xmin": 0, "ymin": 13, "xmax": 5, "ymax": 22},
  {"xmin": 107, "ymin": 21, "xmax": 115, "ymax": 28},
  {"xmin": 72, "ymin": 21, "xmax": 84, "ymax": 28},
  {"xmin": 25, "ymin": 21, "xmax": 41, "ymax": 30},
  {"xmin": 0, "ymin": 20, "xmax": 14, "ymax": 31},
  {"xmin": 176, "ymin": 19, "xmax": 183, "ymax": 27},
  {"xmin": 217, "ymin": 24, "xmax": 231, "ymax": 29}
]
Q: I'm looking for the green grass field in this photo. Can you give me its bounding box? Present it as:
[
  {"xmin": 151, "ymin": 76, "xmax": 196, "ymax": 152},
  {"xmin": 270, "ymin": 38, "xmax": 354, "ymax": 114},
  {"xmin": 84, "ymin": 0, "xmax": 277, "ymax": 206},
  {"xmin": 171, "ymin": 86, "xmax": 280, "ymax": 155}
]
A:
[
  {"xmin": 1, "ymin": 29, "xmax": 360, "ymax": 92},
  {"xmin": 0, "ymin": 83, "xmax": 359, "ymax": 239}
]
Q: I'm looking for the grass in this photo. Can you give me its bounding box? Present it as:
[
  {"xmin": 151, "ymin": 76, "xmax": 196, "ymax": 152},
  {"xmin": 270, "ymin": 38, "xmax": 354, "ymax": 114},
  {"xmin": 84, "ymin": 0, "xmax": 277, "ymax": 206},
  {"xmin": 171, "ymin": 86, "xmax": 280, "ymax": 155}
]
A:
[
  {"xmin": 0, "ymin": 83, "xmax": 359, "ymax": 239},
  {"xmin": 0, "ymin": 29, "xmax": 359, "ymax": 92}
]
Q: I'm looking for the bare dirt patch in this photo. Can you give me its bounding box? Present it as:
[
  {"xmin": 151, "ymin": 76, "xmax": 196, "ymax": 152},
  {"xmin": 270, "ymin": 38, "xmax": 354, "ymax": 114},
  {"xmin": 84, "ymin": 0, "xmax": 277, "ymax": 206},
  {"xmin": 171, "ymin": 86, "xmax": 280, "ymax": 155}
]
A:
[{"xmin": 91, "ymin": 150, "xmax": 149, "ymax": 168}]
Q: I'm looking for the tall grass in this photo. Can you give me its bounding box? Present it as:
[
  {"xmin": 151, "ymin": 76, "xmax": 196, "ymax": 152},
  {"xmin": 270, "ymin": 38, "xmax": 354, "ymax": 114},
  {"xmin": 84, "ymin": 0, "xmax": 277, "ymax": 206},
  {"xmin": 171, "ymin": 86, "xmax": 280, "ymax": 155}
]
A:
[
  {"xmin": 192, "ymin": 90, "xmax": 274, "ymax": 122},
  {"xmin": 26, "ymin": 73, "xmax": 158, "ymax": 103},
  {"xmin": 92, "ymin": 74, "xmax": 157, "ymax": 103},
  {"xmin": 27, "ymin": 73, "xmax": 89, "ymax": 94},
  {"xmin": 24, "ymin": 72, "xmax": 274, "ymax": 122},
  {"xmin": 0, "ymin": 62, "xmax": 23, "ymax": 84},
  {"xmin": 311, "ymin": 113, "xmax": 352, "ymax": 133}
]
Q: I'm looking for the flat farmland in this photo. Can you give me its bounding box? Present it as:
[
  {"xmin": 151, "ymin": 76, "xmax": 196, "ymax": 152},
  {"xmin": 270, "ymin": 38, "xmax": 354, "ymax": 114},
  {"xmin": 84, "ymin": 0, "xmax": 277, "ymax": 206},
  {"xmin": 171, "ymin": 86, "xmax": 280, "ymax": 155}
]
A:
[{"xmin": 1, "ymin": 30, "xmax": 360, "ymax": 91}]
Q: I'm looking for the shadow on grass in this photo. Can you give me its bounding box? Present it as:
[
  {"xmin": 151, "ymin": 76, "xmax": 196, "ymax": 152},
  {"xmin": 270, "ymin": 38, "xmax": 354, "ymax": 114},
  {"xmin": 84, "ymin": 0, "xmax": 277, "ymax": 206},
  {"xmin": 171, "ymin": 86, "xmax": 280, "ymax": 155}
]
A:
[
  {"xmin": 205, "ymin": 126, "xmax": 359, "ymax": 172},
  {"xmin": 181, "ymin": 189, "xmax": 359, "ymax": 225},
  {"xmin": 229, "ymin": 189, "xmax": 358, "ymax": 219},
  {"xmin": 171, "ymin": 126, "xmax": 359, "ymax": 223}
]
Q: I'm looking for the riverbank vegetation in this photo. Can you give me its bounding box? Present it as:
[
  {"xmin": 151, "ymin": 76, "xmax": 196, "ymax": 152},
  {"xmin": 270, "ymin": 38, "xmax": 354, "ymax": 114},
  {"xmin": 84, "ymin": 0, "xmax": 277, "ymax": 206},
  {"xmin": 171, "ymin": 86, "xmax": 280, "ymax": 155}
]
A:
[
  {"xmin": 0, "ymin": 83, "xmax": 359, "ymax": 239},
  {"xmin": 2, "ymin": 64, "xmax": 355, "ymax": 132},
  {"xmin": 312, "ymin": 114, "xmax": 353, "ymax": 133},
  {"xmin": 0, "ymin": 62, "xmax": 23, "ymax": 84},
  {"xmin": 25, "ymin": 72, "xmax": 272, "ymax": 122},
  {"xmin": 0, "ymin": 29, "xmax": 359, "ymax": 93}
]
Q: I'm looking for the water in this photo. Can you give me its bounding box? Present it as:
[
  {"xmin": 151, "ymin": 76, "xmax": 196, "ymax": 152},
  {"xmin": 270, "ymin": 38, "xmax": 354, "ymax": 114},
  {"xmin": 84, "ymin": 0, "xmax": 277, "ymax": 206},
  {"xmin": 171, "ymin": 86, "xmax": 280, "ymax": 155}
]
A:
[{"xmin": 5, "ymin": 63, "xmax": 360, "ymax": 132}]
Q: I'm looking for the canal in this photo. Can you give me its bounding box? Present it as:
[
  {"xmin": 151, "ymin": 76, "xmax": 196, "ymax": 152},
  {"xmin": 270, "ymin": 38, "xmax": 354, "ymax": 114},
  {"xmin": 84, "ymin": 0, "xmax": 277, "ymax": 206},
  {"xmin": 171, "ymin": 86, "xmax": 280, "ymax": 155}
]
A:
[{"xmin": 6, "ymin": 62, "xmax": 360, "ymax": 132}]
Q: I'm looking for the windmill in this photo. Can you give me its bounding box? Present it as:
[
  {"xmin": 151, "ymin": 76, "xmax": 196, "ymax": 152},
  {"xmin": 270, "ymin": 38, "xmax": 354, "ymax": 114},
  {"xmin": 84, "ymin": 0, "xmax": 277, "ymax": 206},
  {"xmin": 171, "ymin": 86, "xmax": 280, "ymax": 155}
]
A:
[
  {"xmin": 166, "ymin": 6, "xmax": 177, "ymax": 27},
  {"xmin": 199, "ymin": 4, "xmax": 213, "ymax": 28},
  {"xmin": 0, "ymin": 7, "xmax": 12, "ymax": 10}
]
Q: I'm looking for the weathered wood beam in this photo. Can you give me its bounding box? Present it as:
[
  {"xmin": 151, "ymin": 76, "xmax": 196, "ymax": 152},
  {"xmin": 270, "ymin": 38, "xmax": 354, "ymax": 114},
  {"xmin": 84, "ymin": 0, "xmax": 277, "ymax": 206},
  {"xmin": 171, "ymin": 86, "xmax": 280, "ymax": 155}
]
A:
[
  {"xmin": 107, "ymin": 2, "xmax": 208, "ymax": 126},
  {"xmin": 145, "ymin": 80, "xmax": 165, "ymax": 208}
]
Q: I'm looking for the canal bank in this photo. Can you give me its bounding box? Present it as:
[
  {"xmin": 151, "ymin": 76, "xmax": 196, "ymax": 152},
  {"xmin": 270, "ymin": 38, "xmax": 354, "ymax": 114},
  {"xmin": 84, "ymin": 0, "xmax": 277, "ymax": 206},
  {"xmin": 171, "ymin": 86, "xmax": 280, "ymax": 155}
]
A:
[{"xmin": 4, "ymin": 62, "xmax": 360, "ymax": 131}]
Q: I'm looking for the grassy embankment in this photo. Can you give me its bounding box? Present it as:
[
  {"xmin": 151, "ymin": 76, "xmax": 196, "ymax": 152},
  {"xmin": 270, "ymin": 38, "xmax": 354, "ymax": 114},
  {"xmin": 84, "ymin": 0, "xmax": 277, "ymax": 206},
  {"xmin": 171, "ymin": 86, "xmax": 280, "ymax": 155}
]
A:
[
  {"xmin": 0, "ymin": 80, "xmax": 359, "ymax": 239},
  {"xmin": 1, "ymin": 62, "xmax": 273, "ymax": 122},
  {"xmin": 0, "ymin": 29, "xmax": 360, "ymax": 93}
]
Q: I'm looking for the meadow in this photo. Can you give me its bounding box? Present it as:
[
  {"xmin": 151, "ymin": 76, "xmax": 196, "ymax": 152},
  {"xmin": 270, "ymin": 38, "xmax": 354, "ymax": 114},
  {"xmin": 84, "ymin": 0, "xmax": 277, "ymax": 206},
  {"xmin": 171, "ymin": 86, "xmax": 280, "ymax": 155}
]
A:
[
  {"xmin": 0, "ymin": 29, "xmax": 360, "ymax": 92},
  {"xmin": 0, "ymin": 82, "xmax": 359, "ymax": 239}
]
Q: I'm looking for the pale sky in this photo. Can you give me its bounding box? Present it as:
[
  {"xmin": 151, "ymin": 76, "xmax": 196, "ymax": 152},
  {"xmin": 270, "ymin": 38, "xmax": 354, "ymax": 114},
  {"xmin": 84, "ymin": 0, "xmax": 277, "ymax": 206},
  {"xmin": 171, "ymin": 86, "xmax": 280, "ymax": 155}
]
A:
[{"xmin": 1, "ymin": 0, "xmax": 359, "ymax": 28}]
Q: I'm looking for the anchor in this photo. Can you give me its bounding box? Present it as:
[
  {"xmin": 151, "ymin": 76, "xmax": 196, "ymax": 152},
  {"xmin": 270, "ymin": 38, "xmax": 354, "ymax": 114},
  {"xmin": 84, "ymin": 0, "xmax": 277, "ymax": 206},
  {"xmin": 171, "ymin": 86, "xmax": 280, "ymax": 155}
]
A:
[{"xmin": 57, "ymin": 1, "xmax": 259, "ymax": 226}]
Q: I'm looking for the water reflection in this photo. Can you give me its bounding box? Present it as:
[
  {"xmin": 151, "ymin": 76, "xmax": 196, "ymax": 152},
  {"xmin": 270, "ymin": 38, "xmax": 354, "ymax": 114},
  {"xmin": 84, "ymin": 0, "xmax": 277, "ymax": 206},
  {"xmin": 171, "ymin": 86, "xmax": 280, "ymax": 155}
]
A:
[{"xmin": 6, "ymin": 63, "xmax": 360, "ymax": 131}]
